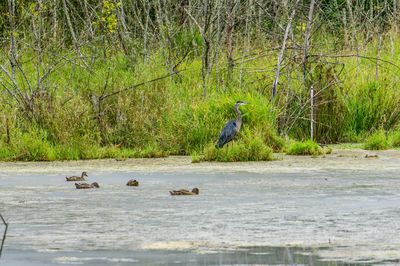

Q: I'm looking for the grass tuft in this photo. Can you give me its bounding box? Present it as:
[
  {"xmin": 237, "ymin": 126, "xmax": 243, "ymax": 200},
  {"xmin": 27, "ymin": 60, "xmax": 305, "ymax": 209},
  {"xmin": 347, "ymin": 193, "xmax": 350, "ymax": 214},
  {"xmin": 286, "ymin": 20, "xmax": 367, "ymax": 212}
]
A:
[
  {"xmin": 363, "ymin": 130, "xmax": 390, "ymax": 150},
  {"xmin": 190, "ymin": 151, "xmax": 201, "ymax": 163},
  {"xmin": 200, "ymin": 130, "xmax": 274, "ymax": 162},
  {"xmin": 389, "ymin": 129, "xmax": 400, "ymax": 147},
  {"xmin": 286, "ymin": 140, "xmax": 329, "ymax": 156}
]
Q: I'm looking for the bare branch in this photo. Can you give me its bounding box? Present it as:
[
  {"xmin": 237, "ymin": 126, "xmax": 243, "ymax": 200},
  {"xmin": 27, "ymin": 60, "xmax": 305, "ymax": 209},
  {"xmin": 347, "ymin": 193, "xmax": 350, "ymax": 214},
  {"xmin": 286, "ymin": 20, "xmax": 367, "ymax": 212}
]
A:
[
  {"xmin": 308, "ymin": 54, "xmax": 400, "ymax": 71},
  {"xmin": 100, "ymin": 70, "xmax": 185, "ymax": 101}
]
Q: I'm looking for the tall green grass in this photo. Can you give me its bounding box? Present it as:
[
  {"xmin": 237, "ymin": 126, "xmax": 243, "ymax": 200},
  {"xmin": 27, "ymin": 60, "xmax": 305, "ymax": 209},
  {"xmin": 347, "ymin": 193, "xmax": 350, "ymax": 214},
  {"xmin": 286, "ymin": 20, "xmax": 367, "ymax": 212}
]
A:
[
  {"xmin": 2, "ymin": 34, "xmax": 400, "ymax": 161},
  {"xmin": 200, "ymin": 129, "xmax": 274, "ymax": 162},
  {"xmin": 390, "ymin": 129, "xmax": 400, "ymax": 147}
]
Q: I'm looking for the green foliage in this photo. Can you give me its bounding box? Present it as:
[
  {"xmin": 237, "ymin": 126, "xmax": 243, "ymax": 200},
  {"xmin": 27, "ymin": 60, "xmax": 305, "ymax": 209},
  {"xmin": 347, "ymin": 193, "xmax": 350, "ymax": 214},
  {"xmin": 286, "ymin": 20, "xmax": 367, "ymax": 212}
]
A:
[
  {"xmin": 0, "ymin": 126, "xmax": 54, "ymax": 161},
  {"xmin": 363, "ymin": 130, "xmax": 390, "ymax": 150},
  {"xmin": 137, "ymin": 144, "xmax": 169, "ymax": 158},
  {"xmin": 262, "ymin": 124, "xmax": 285, "ymax": 152},
  {"xmin": 164, "ymin": 90, "xmax": 278, "ymax": 154},
  {"xmin": 286, "ymin": 140, "xmax": 329, "ymax": 156},
  {"xmin": 343, "ymin": 81, "xmax": 400, "ymax": 138},
  {"xmin": 190, "ymin": 151, "xmax": 201, "ymax": 163},
  {"xmin": 3, "ymin": 31, "xmax": 400, "ymax": 161},
  {"xmin": 200, "ymin": 130, "xmax": 274, "ymax": 162},
  {"xmin": 174, "ymin": 29, "xmax": 203, "ymax": 56},
  {"xmin": 390, "ymin": 130, "xmax": 400, "ymax": 147}
]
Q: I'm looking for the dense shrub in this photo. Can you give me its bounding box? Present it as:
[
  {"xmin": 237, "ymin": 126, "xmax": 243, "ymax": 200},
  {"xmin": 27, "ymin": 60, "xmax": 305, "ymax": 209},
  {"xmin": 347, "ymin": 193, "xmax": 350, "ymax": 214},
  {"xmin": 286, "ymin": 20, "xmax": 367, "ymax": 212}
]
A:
[
  {"xmin": 286, "ymin": 140, "xmax": 330, "ymax": 156},
  {"xmin": 364, "ymin": 130, "xmax": 390, "ymax": 150}
]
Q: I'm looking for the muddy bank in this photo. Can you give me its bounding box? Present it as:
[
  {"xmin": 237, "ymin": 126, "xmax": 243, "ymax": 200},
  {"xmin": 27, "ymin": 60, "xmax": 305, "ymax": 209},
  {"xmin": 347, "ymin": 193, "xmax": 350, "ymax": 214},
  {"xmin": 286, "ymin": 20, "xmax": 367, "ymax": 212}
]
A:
[{"xmin": 0, "ymin": 148, "xmax": 399, "ymax": 174}]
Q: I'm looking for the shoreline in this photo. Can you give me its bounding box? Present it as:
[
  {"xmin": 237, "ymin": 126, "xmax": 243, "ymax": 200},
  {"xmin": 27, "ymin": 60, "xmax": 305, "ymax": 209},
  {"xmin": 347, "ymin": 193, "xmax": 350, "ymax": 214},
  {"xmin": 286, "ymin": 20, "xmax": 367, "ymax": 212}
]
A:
[{"xmin": 1, "ymin": 148, "xmax": 400, "ymax": 174}]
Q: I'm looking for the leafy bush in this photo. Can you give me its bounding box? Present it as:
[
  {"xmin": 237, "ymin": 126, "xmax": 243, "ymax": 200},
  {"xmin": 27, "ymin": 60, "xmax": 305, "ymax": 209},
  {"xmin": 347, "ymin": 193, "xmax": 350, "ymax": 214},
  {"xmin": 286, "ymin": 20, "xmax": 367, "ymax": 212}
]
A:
[
  {"xmin": 286, "ymin": 140, "xmax": 329, "ymax": 156},
  {"xmin": 262, "ymin": 124, "xmax": 285, "ymax": 152},
  {"xmin": 390, "ymin": 130, "xmax": 400, "ymax": 147},
  {"xmin": 364, "ymin": 130, "xmax": 389, "ymax": 150},
  {"xmin": 190, "ymin": 151, "xmax": 201, "ymax": 163}
]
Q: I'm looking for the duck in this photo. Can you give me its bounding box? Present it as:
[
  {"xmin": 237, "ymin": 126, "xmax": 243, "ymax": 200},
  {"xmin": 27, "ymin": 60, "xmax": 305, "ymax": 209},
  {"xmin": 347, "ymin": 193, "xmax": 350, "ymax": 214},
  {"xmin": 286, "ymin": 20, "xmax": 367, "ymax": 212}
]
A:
[
  {"xmin": 75, "ymin": 182, "xmax": 100, "ymax": 189},
  {"xmin": 66, "ymin": 171, "xmax": 88, "ymax": 181},
  {"xmin": 126, "ymin": 179, "xmax": 139, "ymax": 186},
  {"xmin": 169, "ymin": 188, "xmax": 199, "ymax": 196}
]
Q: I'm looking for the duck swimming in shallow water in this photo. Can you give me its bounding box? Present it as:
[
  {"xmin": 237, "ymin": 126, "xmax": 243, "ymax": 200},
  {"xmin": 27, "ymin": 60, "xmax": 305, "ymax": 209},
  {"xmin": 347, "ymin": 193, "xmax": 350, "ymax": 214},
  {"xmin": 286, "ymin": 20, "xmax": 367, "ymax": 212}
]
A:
[
  {"xmin": 169, "ymin": 188, "xmax": 199, "ymax": 195},
  {"xmin": 126, "ymin": 179, "xmax": 139, "ymax": 186},
  {"xmin": 75, "ymin": 182, "xmax": 99, "ymax": 189},
  {"xmin": 66, "ymin": 171, "xmax": 88, "ymax": 181}
]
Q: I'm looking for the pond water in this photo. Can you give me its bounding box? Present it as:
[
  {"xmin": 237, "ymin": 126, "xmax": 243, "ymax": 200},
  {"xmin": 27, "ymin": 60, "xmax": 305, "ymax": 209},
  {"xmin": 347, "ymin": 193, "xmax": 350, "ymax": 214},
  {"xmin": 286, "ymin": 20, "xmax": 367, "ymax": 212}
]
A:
[{"xmin": 1, "ymin": 156, "xmax": 400, "ymax": 265}]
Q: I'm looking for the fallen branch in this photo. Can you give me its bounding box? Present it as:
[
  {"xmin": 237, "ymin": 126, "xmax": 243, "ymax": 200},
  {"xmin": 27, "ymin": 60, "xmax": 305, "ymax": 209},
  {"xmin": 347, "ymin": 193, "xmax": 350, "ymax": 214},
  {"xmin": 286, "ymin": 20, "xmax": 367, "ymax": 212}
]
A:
[{"xmin": 0, "ymin": 213, "xmax": 8, "ymax": 258}]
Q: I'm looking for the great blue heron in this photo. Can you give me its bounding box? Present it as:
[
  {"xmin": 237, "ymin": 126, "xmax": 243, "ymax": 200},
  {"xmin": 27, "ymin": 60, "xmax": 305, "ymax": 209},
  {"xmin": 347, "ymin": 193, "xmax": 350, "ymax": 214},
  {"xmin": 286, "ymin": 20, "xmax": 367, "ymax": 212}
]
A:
[{"xmin": 215, "ymin": 101, "xmax": 250, "ymax": 149}]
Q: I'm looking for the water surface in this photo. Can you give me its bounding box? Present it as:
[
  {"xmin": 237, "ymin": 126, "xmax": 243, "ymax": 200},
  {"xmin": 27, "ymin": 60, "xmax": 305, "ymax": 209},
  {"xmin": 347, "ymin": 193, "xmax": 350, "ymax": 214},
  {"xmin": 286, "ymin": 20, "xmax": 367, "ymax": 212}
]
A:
[{"xmin": 1, "ymin": 155, "xmax": 400, "ymax": 265}]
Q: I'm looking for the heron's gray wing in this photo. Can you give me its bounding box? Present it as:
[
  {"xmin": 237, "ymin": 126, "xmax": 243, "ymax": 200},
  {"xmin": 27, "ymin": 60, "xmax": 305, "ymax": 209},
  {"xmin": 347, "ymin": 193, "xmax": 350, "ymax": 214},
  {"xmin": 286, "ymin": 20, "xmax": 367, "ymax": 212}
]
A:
[{"xmin": 216, "ymin": 120, "xmax": 237, "ymax": 148}]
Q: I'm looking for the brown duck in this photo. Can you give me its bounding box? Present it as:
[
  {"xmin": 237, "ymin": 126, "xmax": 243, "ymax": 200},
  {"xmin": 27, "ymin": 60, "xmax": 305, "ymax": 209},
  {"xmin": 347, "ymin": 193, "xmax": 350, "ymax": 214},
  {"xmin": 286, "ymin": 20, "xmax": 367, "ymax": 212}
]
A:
[
  {"xmin": 169, "ymin": 188, "xmax": 199, "ymax": 196},
  {"xmin": 66, "ymin": 171, "xmax": 88, "ymax": 181},
  {"xmin": 75, "ymin": 182, "xmax": 100, "ymax": 189},
  {"xmin": 126, "ymin": 179, "xmax": 139, "ymax": 186}
]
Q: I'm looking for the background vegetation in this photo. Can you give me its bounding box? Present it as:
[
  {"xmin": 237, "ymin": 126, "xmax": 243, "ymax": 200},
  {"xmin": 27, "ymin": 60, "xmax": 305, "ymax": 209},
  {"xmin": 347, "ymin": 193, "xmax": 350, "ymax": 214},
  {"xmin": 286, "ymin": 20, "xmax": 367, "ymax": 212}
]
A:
[{"xmin": 1, "ymin": 0, "xmax": 400, "ymax": 161}]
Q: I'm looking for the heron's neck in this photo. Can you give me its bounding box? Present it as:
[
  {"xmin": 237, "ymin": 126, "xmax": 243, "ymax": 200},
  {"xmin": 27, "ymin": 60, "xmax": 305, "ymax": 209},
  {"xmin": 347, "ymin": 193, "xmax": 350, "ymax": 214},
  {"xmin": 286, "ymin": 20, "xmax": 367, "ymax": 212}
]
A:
[{"xmin": 235, "ymin": 104, "xmax": 242, "ymax": 127}]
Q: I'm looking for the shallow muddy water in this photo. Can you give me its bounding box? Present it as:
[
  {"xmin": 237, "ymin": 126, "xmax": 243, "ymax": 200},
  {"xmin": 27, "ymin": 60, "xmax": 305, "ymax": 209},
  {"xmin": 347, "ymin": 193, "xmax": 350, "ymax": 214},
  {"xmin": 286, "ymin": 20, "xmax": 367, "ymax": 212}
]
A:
[{"xmin": 1, "ymin": 150, "xmax": 400, "ymax": 265}]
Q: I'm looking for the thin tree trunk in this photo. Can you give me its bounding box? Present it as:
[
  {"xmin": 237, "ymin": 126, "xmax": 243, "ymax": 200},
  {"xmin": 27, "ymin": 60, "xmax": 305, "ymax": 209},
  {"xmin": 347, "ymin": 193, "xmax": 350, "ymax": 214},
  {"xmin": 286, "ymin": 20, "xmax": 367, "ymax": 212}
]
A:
[
  {"xmin": 394, "ymin": 0, "xmax": 398, "ymax": 34},
  {"xmin": 272, "ymin": 0, "xmax": 279, "ymax": 38},
  {"xmin": 8, "ymin": 0, "xmax": 17, "ymax": 79},
  {"xmin": 37, "ymin": 0, "xmax": 43, "ymax": 98},
  {"xmin": 83, "ymin": 0, "xmax": 94, "ymax": 39},
  {"xmin": 6, "ymin": 117, "xmax": 10, "ymax": 144},
  {"xmin": 390, "ymin": 33, "xmax": 394, "ymax": 59},
  {"xmin": 162, "ymin": 0, "xmax": 174, "ymax": 69},
  {"xmin": 62, "ymin": 0, "xmax": 87, "ymax": 67},
  {"xmin": 118, "ymin": 0, "xmax": 128, "ymax": 34},
  {"xmin": 310, "ymin": 85, "xmax": 314, "ymax": 140},
  {"xmin": 271, "ymin": 0, "xmax": 300, "ymax": 105},
  {"xmin": 144, "ymin": 4, "xmax": 150, "ymax": 59},
  {"xmin": 239, "ymin": 0, "xmax": 252, "ymax": 91},
  {"xmin": 346, "ymin": 0, "xmax": 359, "ymax": 74},
  {"xmin": 215, "ymin": 0, "xmax": 222, "ymax": 95},
  {"xmin": 201, "ymin": 0, "xmax": 210, "ymax": 99},
  {"xmin": 368, "ymin": 0, "xmax": 373, "ymax": 41},
  {"xmin": 302, "ymin": 0, "xmax": 315, "ymax": 86},
  {"xmin": 187, "ymin": 0, "xmax": 198, "ymax": 52},
  {"xmin": 53, "ymin": 0, "xmax": 57, "ymax": 39},
  {"xmin": 303, "ymin": 0, "xmax": 315, "ymax": 138},
  {"xmin": 226, "ymin": 0, "xmax": 235, "ymax": 71},
  {"xmin": 342, "ymin": 8, "xmax": 348, "ymax": 49},
  {"xmin": 155, "ymin": 0, "xmax": 169, "ymax": 65},
  {"xmin": 376, "ymin": 37, "xmax": 382, "ymax": 82}
]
